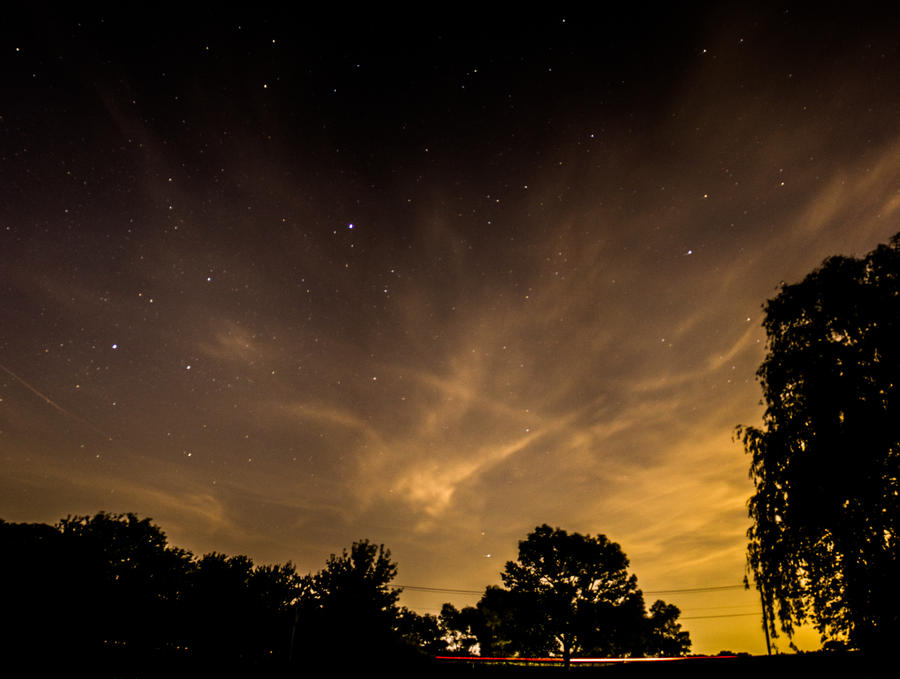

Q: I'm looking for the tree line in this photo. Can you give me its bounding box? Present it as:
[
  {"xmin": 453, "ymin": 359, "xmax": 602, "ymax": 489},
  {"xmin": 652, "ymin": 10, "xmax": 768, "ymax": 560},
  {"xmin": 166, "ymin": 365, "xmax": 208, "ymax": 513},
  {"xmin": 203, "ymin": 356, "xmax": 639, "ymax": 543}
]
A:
[{"xmin": 0, "ymin": 514, "xmax": 689, "ymax": 675}]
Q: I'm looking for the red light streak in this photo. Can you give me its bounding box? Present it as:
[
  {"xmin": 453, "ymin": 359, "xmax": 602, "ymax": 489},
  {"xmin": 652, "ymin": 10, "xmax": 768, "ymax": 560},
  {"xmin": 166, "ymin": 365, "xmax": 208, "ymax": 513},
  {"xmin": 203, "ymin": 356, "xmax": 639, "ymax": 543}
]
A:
[{"xmin": 435, "ymin": 654, "xmax": 740, "ymax": 663}]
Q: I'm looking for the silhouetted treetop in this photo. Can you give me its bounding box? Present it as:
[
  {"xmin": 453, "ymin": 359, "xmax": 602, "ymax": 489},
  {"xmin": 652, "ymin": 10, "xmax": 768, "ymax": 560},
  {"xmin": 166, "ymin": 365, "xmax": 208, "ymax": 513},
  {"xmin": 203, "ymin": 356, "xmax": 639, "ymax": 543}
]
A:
[
  {"xmin": 308, "ymin": 538, "xmax": 400, "ymax": 613},
  {"xmin": 738, "ymin": 232, "xmax": 900, "ymax": 653},
  {"xmin": 0, "ymin": 513, "xmax": 415, "ymax": 674},
  {"xmin": 442, "ymin": 524, "xmax": 690, "ymax": 665}
]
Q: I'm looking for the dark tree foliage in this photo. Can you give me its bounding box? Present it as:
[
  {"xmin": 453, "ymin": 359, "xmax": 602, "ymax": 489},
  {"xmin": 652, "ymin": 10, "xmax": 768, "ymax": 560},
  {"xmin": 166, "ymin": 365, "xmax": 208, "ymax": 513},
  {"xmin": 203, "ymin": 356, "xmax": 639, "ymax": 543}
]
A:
[
  {"xmin": 293, "ymin": 539, "xmax": 418, "ymax": 667},
  {"xmin": 738, "ymin": 233, "xmax": 900, "ymax": 652},
  {"xmin": 1, "ymin": 513, "xmax": 309, "ymax": 675},
  {"xmin": 446, "ymin": 585, "xmax": 559, "ymax": 658},
  {"xmin": 646, "ymin": 600, "xmax": 692, "ymax": 657},
  {"xmin": 396, "ymin": 606, "xmax": 448, "ymax": 655},
  {"xmin": 0, "ymin": 513, "xmax": 196, "ymax": 673},
  {"xmin": 0, "ymin": 519, "xmax": 71, "ymax": 663},
  {"xmin": 308, "ymin": 539, "xmax": 400, "ymax": 631},
  {"xmin": 248, "ymin": 562, "xmax": 307, "ymax": 660},
  {"xmin": 57, "ymin": 512, "xmax": 195, "ymax": 661},
  {"xmin": 439, "ymin": 602, "xmax": 483, "ymax": 656},
  {"xmin": 184, "ymin": 552, "xmax": 304, "ymax": 669},
  {"xmin": 442, "ymin": 525, "xmax": 690, "ymax": 665},
  {"xmin": 1, "ymin": 513, "xmax": 446, "ymax": 674}
]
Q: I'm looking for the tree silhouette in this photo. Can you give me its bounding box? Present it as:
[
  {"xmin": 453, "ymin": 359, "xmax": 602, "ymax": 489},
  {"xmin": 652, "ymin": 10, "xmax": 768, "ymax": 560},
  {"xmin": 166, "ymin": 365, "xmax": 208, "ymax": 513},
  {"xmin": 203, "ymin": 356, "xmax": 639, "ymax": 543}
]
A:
[
  {"xmin": 294, "ymin": 539, "xmax": 405, "ymax": 666},
  {"xmin": 645, "ymin": 600, "xmax": 691, "ymax": 657},
  {"xmin": 0, "ymin": 519, "xmax": 72, "ymax": 668},
  {"xmin": 246, "ymin": 561, "xmax": 306, "ymax": 663},
  {"xmin": 447, "ymin": 584, "xmax": 559, "ymax": 658},
  {"xmin": 443, "ymin": 524, "xmax": 690, "ymax": 665},
  {"xmin": 395, "ymin": 606, "xmax": 448, "ymax": 655},
  {"xmin": 737, "ymin": 233, "xmax": 900, "ymax": 653},
  {"xmin": 183, "ymin": 552, "xmax": 303, "ymax": 669},
  {"xmin": 56, "ymin": 512, "xmax": 194, "ymax": 664},
  {"xmin": 2, "ymin": 514, "xmax": 452, "ymax": 672},
  {"xmin": 439, "ymin": 602, "xmax": 483, "ymax": 656},
  {"xmin": 0, "ymin": 512, "xmax": 318, "ymax": 674}
]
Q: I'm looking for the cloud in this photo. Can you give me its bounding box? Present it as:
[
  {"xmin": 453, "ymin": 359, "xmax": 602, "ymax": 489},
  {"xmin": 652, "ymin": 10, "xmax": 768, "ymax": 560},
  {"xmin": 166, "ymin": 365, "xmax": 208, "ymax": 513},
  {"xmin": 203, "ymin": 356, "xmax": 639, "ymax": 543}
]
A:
[{"xmin": 197, "ymin": 320, "xmax": 262, "ymax": 363}]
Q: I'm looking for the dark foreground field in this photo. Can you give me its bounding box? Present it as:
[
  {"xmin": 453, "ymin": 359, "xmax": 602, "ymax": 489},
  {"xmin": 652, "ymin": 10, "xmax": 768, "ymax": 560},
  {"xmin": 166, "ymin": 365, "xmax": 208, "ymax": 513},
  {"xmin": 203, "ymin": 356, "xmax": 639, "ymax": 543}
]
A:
[
  {"xmin": 19, "ymin": 651, "xmax": 874, "ymax": 679},
  {"xmin": 424, "ymin": 653, "xmax": 877, "ymax": 679}
]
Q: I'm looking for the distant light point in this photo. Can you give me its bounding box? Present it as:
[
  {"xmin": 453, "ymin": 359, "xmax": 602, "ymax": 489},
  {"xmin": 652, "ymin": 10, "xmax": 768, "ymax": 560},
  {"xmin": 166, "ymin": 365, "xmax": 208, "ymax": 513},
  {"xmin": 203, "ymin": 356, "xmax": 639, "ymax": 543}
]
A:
[
  {"xmin": 348, "ymin": 223, "xmax": 354, "ymax": 229},
  {"xmin": 111, "ymin": 343, "xmax": 118, "ymax": 349}
]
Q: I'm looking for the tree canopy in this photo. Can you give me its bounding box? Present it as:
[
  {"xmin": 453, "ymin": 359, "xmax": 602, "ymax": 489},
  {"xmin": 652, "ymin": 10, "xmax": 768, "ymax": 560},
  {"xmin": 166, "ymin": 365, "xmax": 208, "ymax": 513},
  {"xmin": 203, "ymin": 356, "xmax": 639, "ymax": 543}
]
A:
[
  {"xmin": 2, "ymin": 514, "xmax": 692, "ymax": 669},
  {"xmin": 296, "ymin": 539, "xmax": 402, "ymax": 656},
  {"xmin": 0, "ymin": 513, "xmax": 438, "ymax": 674},
  {"xmin": 442, "ymin": 524, "xmax": 690, "ymax": 664},
  {"xmin": 292, "ymin": 538, "xmax": 445, "ymax": 667},
  {"xmin": 738, "ymin": 233, "xmax": 900, "ymax": 652}
]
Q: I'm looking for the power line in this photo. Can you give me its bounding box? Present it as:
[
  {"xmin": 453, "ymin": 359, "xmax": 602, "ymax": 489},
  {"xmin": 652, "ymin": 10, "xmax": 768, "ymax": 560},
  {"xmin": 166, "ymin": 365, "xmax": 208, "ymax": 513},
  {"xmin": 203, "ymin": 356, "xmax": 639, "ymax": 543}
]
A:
[
  {"xmin": 681, "ymin": 612, "xmax": 760, "ymax": 620},
  {"xmin": 399, "ymin": 585, "xmax": 482, "ymax": 594},
  {"xmin": 645, "ymin": 584, "xmax": 745, "ymax": 595}
]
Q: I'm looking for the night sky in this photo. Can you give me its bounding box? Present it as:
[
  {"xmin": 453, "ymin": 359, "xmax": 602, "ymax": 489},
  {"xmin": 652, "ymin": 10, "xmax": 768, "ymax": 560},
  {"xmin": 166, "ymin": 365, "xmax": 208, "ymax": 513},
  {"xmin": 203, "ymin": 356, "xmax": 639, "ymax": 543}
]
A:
[{"xmin": 4, "ymin": 7, "xmax": 900, "ymax": 654}]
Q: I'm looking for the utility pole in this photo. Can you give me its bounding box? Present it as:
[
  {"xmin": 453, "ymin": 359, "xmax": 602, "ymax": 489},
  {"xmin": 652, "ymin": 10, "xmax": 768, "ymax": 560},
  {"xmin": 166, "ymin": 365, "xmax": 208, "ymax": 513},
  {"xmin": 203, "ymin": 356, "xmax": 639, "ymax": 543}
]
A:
[
  {"xmin": 746, "ymin": 574, "xmax": 772, "ymax": 655},
  {"xmin": 758, "ymin": 583, "xmax": 772, "ymax": 655}
]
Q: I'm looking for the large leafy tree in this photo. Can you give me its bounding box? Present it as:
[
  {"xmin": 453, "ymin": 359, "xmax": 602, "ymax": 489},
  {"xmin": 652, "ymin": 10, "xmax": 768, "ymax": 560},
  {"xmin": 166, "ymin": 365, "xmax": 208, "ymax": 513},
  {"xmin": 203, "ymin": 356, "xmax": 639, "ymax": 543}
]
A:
[
  {"xmin": 184, "ymin": 553, "xmax": 304, "ymax": 668},
  {"xmin": 645, "ymin": 600, "xmax": 691, "ymax": 657},
  {"xmin": 502, "ymin": 524, "xmax": 645, "ymax": 664},
  {"xmin": 57, "ymin": 512, "xmax": 194, "ymax": 657},
  {"xmin": 294, "ymin": 539, "xmax": 405, "ymax": 664},
  {"xmin": 0, "ymin": 520, "xmax": 73, "ymax": 665},
  {"xmin": 443, "ymin": 525, "xmax": 690, "ymax": 665},
  {"xmin": 1, "ymin": 513, "xmax": 311, "ymax": 672},
  {"xmin": 738, "ymin": 234, "xmax": 900, "ymax": 652}
]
